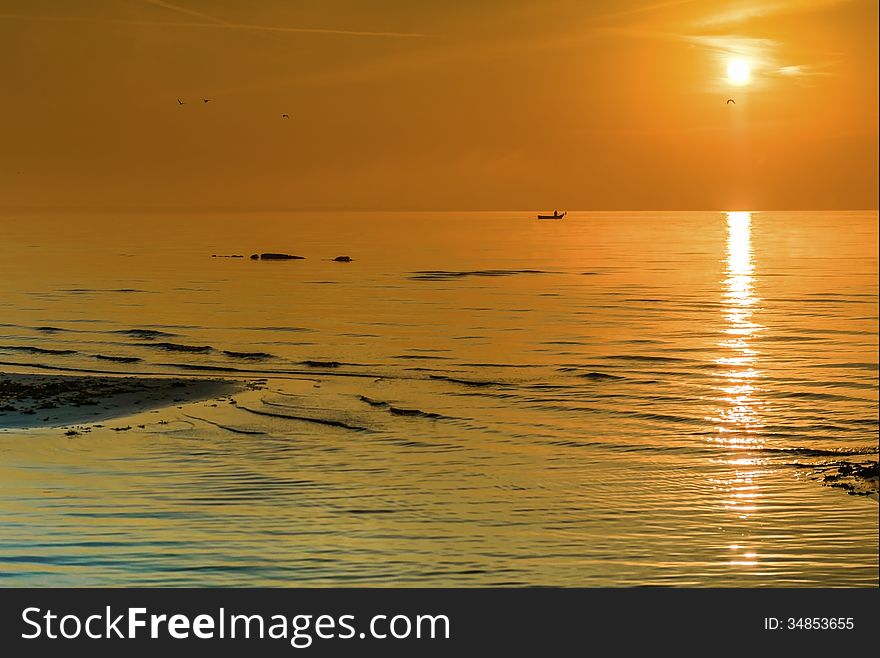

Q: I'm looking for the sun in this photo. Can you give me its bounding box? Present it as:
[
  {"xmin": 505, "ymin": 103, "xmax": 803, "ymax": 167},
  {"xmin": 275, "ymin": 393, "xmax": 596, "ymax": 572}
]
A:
[{"xmin": 727, "ymin": 59, "xmax": 751, "ymax": 86}]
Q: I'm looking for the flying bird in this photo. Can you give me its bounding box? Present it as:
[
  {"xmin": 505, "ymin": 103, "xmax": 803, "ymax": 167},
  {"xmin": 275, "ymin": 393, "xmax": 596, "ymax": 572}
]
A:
[
  {"xmin": 282, "ymin": 113, "xmax": 290, "ymax": 118},
  {"xmin": 726, "ymin": 98, "xmax": 736, "ymax": 105},
  {"xmin": 202, "ymin": 99, "xmax": 212, "ymax": 103},
  {"xmin": 177, "ymin": 98, "xmax": 185, "ymax": 105}
]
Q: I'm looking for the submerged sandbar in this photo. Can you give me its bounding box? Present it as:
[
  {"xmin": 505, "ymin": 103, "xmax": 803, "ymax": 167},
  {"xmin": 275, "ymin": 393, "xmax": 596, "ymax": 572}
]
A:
[{"xmin": 0, "ymin": 372, "xmax": 240, "ymax": 429}]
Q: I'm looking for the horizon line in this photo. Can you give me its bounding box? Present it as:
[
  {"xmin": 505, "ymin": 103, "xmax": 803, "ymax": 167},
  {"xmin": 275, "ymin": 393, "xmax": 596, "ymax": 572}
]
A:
[{"xmin": 0, "ymin": 206, "xmax": 877, "ymax": 214}]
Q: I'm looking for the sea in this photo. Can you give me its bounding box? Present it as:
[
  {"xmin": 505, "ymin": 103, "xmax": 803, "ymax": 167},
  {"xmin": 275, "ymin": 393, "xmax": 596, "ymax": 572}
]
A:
[{"xmin": 0, "ymin": 210, "xmax": 877, "ymax": 586}]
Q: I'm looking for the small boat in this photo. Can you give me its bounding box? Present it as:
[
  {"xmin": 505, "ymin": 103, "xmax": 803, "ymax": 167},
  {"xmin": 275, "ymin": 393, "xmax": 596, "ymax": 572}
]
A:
[{"xmin": 537, "ymin": 211, "xmax": 566, "ymax": 220}]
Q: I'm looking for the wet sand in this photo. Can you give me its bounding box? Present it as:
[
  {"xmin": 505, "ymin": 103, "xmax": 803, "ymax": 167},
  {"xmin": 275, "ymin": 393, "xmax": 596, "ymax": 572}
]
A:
[{"xmin": 0, "ymin": 372, "xmax": 241, "ymax": 430}]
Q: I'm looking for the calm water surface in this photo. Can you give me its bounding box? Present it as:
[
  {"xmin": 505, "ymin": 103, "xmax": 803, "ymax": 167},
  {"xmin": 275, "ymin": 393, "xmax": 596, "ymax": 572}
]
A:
[{"xmin": 0, "ymin": 211, "xmax": 877, "ymax": 586}]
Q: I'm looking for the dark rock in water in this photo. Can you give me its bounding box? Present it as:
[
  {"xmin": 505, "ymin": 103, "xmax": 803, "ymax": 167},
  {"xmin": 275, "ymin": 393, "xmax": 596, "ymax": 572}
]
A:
[
  {"xmin": 255, "ymin": 253, "xmax": 305, "ymax": 260},
  {"xmin": 250, "ymin": 254, "xmax": 259, "ymax": 260},
  {"xmin": 333, "ymin": 256, "xmax": 353, "ymax": 262},
  {"xmin": 821, "ymin": 460, "xmax": 879, "ymax": 496},
  {"xmin": 300, "ymin": 360, "xmax": 341, "ymax": 368}
]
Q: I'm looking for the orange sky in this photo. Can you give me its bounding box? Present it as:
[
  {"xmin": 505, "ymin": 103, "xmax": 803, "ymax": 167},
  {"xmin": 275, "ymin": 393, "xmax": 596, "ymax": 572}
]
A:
[{"xmin": 0, "ymin": 0, "xmax": 877, "ymax": 210}]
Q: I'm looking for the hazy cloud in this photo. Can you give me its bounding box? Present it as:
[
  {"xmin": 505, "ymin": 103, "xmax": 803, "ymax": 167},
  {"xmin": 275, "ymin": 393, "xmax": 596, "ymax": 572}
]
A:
[
  {"xmin": 692, "ymin": 0, "xmax": 854, "ymax": 28},
  {"xmin": 598, "ymin": 0, "xmax": 851, "ymax": 86},
  {"xmin": 0, "ymin": 5, "xmax": 427, "ymax": 38}
]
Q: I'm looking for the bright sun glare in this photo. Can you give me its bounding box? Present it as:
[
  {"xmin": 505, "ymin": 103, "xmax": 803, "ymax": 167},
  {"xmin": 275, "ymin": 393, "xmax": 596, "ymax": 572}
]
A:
[{"xmin": 727, "ymin": 59, "xmax": 751, "ymax": 86}]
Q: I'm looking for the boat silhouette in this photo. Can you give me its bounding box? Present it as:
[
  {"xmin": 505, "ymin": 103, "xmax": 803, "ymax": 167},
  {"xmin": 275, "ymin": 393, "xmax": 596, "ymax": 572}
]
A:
[{"xmin": 537, "ymin": 211, "xmax": 566, "ymax": 220}]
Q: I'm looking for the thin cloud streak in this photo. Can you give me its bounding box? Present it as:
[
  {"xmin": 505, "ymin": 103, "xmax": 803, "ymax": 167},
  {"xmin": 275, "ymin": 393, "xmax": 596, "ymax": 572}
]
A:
[
  {"xmin": 141, "ymin": 0, "xmax": 226, "ymax": 25},
  {"xmin": 0, "ymin": 12, "xmax": 427, "ymax": 38},
  {"xmin": 597, "ymin": 0, "xmax": 851, "ymax": 87},
  {"xmin": 599, "ymin": 0, "xmax": 703, "ymax": 21},
  {"xmin": 692, "ymin": 0, "xmax": 854, "ymax": 27},
  {"xmin": 597, "ymin": 26, "xmax": 834, "ymax": 87}
]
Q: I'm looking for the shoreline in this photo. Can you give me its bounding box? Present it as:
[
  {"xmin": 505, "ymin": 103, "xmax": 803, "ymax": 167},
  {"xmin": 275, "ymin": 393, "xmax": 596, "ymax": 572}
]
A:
[
  {"xmin": 2, "ymin": 371, "xmax": 877, "ymax": 502},
  {"xmin": 0, "ymin": 372, "xmax": 242, "ymax": 430}
]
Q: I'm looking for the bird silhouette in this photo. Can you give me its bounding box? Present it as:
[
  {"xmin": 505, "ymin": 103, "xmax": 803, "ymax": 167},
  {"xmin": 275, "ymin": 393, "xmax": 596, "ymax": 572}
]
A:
[
  {"xmin": 282, "ymin": 113, "xmax": 290, "ymax": 118},
  {"xmin": 202, "ymin": 99, "xmax": 212, "ymax": 103},
  {"xmin": 177, "ymin": 98, "xmax": 185, "ymax": 105},
  {"xmin": 726, "ymin": 98, "xmax": 736, "ymax": 105}
]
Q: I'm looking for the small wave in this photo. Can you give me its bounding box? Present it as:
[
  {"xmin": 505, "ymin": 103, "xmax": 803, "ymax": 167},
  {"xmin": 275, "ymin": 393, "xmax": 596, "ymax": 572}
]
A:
[
  {"xmin": 545, "ymin": 439, "xmax": 620, "ymax": 449},
  {"xmin": 846, "ymin": 418, "xmax": 880, "ymax": 427},
  {"xmin": 116, "ymin": 329, "xmax": 178, "ymax": 339},
  {"xmin": 577, "ymin": 372, "xmax": 625, "ymax": 381},
  {"xmin": 237, "ymin": 405, "xmax": 368, "ymax": 431},
  {"xmin": 159, "ymin": 363, "xmax": 248, "ymax": 372},
  {"xmin": 61, "ymin": 288, "xmax": 149, "ymax": 294},
  {"xmin": 146, "ymin": 342, "xmax": 212, "ymax": 353},
  {"xmin": 182, "ymin": 414, "xmax": 265, "ymax": 435},
  {"xmin": 767, "ymin": 296, "xmax": 866, "ymax": 304},
  {"xmin": 357, "ymin": 396, "xmax": 447, "ymax": 419},
  {"xmin": 0, "ymin": 345, "xmax": 76, "ymax": 355},
  {"xmin": 300, "ymin": 360, "xmax": 342, "ymax": 368},
  {"xmin": 247, "ymin": 326, "xmax": 313, "ymax": 333},
  {"xmin": 604, "ymin": 407, "xmax": 701, "ymax": 424},
  {"xmin": 0, "ymin": 359, "xmax": 118, "ymax": 374},
  {"xmin": 393, "ymin": 354, "xmax": 451, "ymax": 360},
  {"xmin": 812, "ymin": 362, "xmax": 879, "ymax": 371},
  {"xmin": 223, "ymin": 351, "xmax": 273, "ymax": 360},
  {"xmin": 388, "ymin": 406, "xmax": 445, "ymax": 419},
  {"xmin": 429, "ymin": 374, "xmax": 500, "ymax": 387},
  {"xmin": 602, "ymin": 355, "xmax": 698, "ymax": 364},
  {"xmin": 410, "ymin": 269, "xmax": 549, "ymax": 281},
  {"xmin": 457, "ymin": 362, "xmax": 529, "ymax": 368},
  {"xmin": 34, "ymin": 326, "xmax": 67, "ymax": 333},
  {"xmin": 94, "ymin": 355, "xmax": 142, "ymax": 363},
  {"xmin": 359, "ymin": 396, "xmax": 388, "ymax": 407},
  {"xmin": 769, "ymin": 391, "xmax": 866, "ymax": 403},
  {"xmin": 756, "ymin": 335, "xmax": 827, "ymax": 343},
  {"xmin": 764, "ymin": 446, "xmax": 879, "ymax": 457},
  {"xmin": 762, "ymin": 418, "xmax": 879, "ymax": 433}
]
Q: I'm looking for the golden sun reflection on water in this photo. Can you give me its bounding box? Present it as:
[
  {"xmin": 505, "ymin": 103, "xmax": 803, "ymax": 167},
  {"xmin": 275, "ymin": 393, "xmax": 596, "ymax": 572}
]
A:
[
  {"xmin": 713, "ymin": 212, "xmax": 767, "ymax": 568},
  {"xmin": 714, "ymin": 211, "xmax": 765, "ymax": 447}
]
